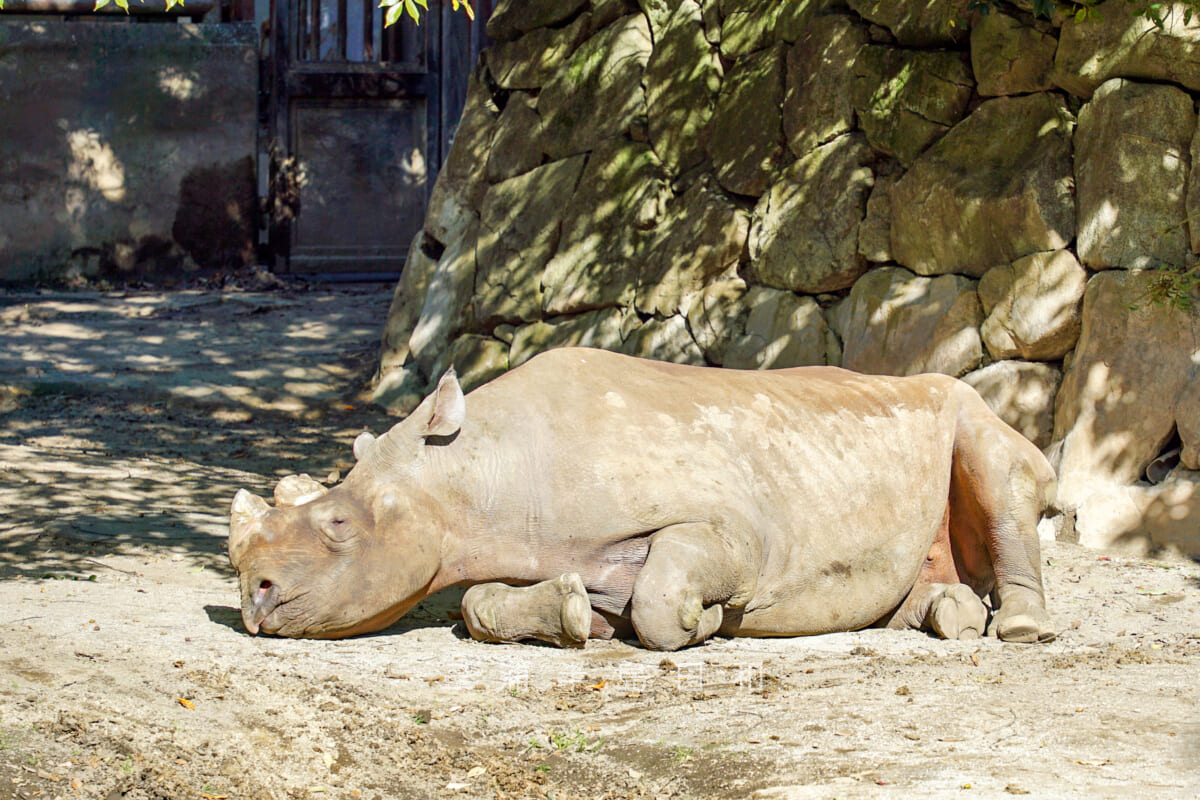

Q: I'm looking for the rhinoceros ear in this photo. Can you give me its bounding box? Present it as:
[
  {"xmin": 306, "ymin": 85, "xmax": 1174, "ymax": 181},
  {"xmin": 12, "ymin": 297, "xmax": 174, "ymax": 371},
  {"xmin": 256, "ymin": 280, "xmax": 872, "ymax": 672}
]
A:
[
  {"xmin": 353, "ymin": 431, "xmax": 377, "ymax": 461},
  {"xmin": 273, "ymin": 474, "xmax": 328, "ymax": 507},
  {"xmin": 229, "ymin": 489, "xmax": 270, "ymax": 567},
  {"xmin": 423, "ymin": 366, "xmax": 465, "ymax": 439}
]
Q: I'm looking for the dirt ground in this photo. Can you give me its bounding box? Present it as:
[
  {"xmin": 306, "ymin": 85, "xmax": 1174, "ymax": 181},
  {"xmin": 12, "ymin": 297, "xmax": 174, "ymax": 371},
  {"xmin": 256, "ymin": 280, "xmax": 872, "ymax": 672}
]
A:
[{"xmin": 1, "ymin": 287, "xmax": 1198, "ymax": 800}]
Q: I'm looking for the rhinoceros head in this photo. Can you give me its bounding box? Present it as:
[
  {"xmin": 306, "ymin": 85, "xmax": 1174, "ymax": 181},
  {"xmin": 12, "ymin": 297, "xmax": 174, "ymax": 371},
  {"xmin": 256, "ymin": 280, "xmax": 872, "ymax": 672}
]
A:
[{"xmin": 226, "ymin": 368, "xmax": 465, "ymax": 638}]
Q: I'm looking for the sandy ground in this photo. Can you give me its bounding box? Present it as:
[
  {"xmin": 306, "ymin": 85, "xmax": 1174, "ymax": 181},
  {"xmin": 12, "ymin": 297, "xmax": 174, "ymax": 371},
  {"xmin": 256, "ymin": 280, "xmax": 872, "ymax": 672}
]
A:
[{"xmin": 1, "ymin": 287, "xmax": 1198, "ymax": 800}]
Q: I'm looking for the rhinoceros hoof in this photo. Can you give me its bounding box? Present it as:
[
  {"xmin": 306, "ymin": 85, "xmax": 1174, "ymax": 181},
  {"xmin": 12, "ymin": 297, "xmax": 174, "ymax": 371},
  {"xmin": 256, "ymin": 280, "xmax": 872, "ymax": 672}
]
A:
[
  {"xmin": 990, "ymin": 602, "xmax": 1056, "ymax": 644},
  {"xmin": 929, "ymin": 584, "xmax": 988, "ymax": 641},
  {"xmin": 549, "ymin": 572, "xmax": 591, "ymax": 647}
]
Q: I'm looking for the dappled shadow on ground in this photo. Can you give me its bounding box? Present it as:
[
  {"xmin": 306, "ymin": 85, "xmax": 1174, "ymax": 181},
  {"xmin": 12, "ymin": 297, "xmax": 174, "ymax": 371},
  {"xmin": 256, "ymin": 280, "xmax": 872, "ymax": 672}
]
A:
[
  {"xmin": 0, "ymin": 287, "xmax": 399, "ymax": 583},
  {"xmin": 0, "ymin": 385, "xmax": 395, "ymax": 580},
  {"xmin": 0, "ymin": 291, "xmax": 390, "ymax": 414},
  {"xmin": 0, "ymin": 386, "xmax": 392, "ymax": 476}
]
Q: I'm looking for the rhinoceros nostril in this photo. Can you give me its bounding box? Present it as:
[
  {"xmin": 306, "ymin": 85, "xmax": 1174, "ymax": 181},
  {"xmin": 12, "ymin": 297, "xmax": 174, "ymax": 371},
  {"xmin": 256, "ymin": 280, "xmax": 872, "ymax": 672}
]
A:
[{"xmin": 244, "ymin": 579, "xmax": 281, "ymax": 635}]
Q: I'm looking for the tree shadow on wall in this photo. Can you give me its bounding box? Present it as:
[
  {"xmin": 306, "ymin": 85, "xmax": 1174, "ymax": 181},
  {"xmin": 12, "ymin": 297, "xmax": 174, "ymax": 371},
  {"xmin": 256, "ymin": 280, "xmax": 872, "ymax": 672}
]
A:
[{"xmin": 0, "ymin": 22, "xmax": 256, "ymax": 279}]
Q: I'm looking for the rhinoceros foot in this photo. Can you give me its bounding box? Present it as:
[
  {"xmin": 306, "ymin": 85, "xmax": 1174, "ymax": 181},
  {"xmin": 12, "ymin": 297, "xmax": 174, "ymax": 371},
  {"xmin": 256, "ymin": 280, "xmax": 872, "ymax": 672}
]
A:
[
  {"xmin": 989, "ymin": 592, "xmax": 1056, "ymax": 643},
  {"xmin": 462, "ymin": 573, "xmax": 591, "ymax": 648},
  {"xmin": 928, "ymin": 583, "xmax": 988, "ymax": 640}
]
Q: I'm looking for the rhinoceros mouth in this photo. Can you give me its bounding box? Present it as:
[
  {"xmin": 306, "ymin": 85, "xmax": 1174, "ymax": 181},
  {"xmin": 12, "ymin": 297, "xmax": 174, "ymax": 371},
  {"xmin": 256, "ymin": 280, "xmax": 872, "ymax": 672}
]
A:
[{"xmin": 243, "ymin": 584, "xmax": 331, "ymax": 637}]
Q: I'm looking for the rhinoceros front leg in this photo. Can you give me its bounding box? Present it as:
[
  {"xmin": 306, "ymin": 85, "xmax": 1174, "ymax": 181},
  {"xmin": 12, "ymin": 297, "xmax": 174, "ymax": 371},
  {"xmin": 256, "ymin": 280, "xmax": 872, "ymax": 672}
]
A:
[
  {"xmin": 631, "ymin": 522, "xmax": 759, "ymax": 652},
  {"xmin": 461, "ymin": 573, "xmax": 592, "ymax": 648}
]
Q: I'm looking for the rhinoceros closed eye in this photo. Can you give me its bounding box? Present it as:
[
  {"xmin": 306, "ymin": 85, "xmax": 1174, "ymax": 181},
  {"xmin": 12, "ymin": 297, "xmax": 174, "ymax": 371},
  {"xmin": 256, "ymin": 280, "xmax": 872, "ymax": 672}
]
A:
[{"xmin": 319, "ymin": 515, "xmax": 357, "ymax": 543}]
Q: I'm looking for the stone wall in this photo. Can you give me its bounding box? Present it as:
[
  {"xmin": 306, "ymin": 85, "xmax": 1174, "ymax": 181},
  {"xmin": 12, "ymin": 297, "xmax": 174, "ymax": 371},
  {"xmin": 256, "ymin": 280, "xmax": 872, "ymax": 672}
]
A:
[
  {"xmin": 376, "ymin": 0, "xmax": 1200, "ymax": 557},
  {"xmin": 0, "ymin": 22, "xmax": 257, "ymax": 282}
]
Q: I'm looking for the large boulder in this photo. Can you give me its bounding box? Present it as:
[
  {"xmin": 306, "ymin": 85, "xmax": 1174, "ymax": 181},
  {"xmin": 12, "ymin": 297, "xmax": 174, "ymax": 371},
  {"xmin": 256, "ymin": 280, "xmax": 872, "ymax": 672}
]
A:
[
  {"xmin": 1179, "ymin": 380, "xmax": 1200, "ymax": 470},
  {"xmin": 846, "ymin": 0, "xmax": 971, "ymax": 47},
  {"xmin": 408, "ymin": 216, "xmax": 481, "ymax": 374},
  {"xmin": 1052, "ymin": 2, "xmax": 1200, "ymax": 98},
  {"xmin": 371, "ymin": 363, "xmax": 426, "ymax": 416},
  {"xmin": 978, "ymin": 249, "xmax": 1087, "ymax": 361},
  {"xmin": 620, "ymin": 315, "xmax": 706, "ymax": 365},
  {"xmin": 644, "ymin": 0, "xmax": 723, "ymax": 176},
  {"xmin": 1075, "ymin": 79, "xmax": 1194, "ymax": 271},
  {"xmin": 890, "ymin": 93, "xmax": 1075, "ymax": 278},
  {"xmin": 749, "ymin": 133, "xmax": 874, "ymax": 294},
  {"xmin": 686, "ymin": 279, "xmax": 839, "ymax": 368},
  {"xmin": 423, "ymin": 67, "xmax": 498, "ymax": 246},
  {"xmin": 687, "ymin": 278, "xmax": 749, "ymax": 365},
  {"xmin": 485, "ymin": 14, "xmax": 592, "ymax": 90},
  {"xmin": 831, "ymin": 266, "xmax": 983, "ymax": 377},
  {"xmin": 542, "ymin": 140, "xmax": 670, "ymax": 316},
  {"xmin": 708, "ymin": 42, "xmax": 788, "ymax": 197},
  {"xmin": 473, "ymin": 156, "xmax": 587, "ymax": 327},
  {"xmin": 724, "ymin": 287, "xmax": 837, "ymax": 370},
  {"xmin": 961, "ymin": 360, "xmax": 1062, "ymax": 450},
  {"xmin": 850, "ymin": 46, "xmax": 973, "ymax": 166},
  {"xmin": 539, "ymin": 14, "xmax": 653, "ymax": 160},
  {"xmin": 1189, "ymin": 123, "xmax": 1200, "ymax": 255},
  {"xmin": 636, "ymin": 177, "xmax": 750, "ymax": 318},
  {"xmin": 485, "ymin": 93, "xmax": 544, "ymax": 183},
  {"xmin": 431, "ymin": 335, "xmax": 510, "ymax": 395},
  {"xmin": 857, "ymin": 171, "xmax": 897, "ymax": 264},
  {"xmin": 783, "ymin": 14, "xmax": 870, "ymax": 159},
  {"xmin": 508, "ymin": 307, "xmax": 627, "ymax": 368},
  {"xmin": 377, "ymin": 231, "xmax": 437, "ymax": 377},
  {"xmin": 1072, "ymin": 474, "xmax": 1200, "ymax": 557},
  {"xmin": 486, "ymin": 0, "xmax": 590, "ymax": 43},
  {"xmin": 718, "ymin": 0, "xmax": 829, "ymax": 56},
  {"xmin": 1052, "ymin": 270, "xmax": 1200, "ymax": 533},
  {"xmin": 970, "ymin": 10, "xmax": 1057, "ymax": 97}
]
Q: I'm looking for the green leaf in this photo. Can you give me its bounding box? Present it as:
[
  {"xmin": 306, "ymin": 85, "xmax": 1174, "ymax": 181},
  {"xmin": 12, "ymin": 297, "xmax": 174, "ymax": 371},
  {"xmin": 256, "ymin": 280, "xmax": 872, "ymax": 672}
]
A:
[
  {"xmin": 114, "ymin": 0, "xmax": 129, "ymax": 11},
  {"xmin": 94, "ymin": 0, "xmax": 111, "ymax": 9},
  {"xmin": 383, "ymin": 1, "xmax": 403, "ymax": 27},
  {"xmin": 404, "ymin": 0, "xmax": 420, "ymax": 24}
]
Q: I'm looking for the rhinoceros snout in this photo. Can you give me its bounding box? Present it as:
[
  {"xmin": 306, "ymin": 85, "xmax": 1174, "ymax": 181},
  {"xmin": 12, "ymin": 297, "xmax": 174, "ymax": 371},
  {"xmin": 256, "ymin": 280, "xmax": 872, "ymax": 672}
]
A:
[{"xmin": 243, "ymin": 578, "xmax": 281, "ymax": 635}]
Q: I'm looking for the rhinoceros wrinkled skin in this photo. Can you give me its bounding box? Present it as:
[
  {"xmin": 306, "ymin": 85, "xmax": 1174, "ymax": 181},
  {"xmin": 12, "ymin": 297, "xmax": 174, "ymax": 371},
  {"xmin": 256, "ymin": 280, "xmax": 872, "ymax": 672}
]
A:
[{"xmin": 228, "ymin": 348, "xmax": 1057, "ymax": 650}]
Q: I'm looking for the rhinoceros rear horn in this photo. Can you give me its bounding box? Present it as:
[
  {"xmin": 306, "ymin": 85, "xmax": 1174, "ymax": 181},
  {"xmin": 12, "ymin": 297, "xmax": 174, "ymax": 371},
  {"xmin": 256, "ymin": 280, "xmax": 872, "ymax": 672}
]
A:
[
  {"xmin": 353, "ymin": 431, "xmax": 376, "ymax": 461},
  {"xmin": 273, "ymin": 474, "xmax": 328, "ymax": 507},
  {"xmin": 229, "ymin": 489, "xmax": 270, "ymax": 567}
]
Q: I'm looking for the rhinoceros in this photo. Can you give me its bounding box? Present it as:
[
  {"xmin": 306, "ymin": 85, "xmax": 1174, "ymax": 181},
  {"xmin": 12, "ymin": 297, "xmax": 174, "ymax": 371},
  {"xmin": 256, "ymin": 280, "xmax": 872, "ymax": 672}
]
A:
[{"xmin": 228, "ymin": 348, "xmax": 1057, "ymax": 651}]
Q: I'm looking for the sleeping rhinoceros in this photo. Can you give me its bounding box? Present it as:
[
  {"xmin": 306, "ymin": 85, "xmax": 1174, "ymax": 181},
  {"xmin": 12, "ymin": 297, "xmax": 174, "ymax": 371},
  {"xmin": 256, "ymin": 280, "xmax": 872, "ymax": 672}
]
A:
[{"xmin": 228, "ymin": 348, "xmax": 1057, "ymax": 650}]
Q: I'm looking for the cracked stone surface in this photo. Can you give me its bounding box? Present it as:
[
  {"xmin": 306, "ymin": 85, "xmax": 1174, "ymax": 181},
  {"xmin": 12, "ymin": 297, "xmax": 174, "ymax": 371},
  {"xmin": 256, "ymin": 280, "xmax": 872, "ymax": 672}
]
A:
[
  {"xmin": 890, "ymin": 93, "xmax": 1075, "ymax": 277},
  {"xmin": 749, "ymin": 133, "xmax": 873, "ymax": 294}
]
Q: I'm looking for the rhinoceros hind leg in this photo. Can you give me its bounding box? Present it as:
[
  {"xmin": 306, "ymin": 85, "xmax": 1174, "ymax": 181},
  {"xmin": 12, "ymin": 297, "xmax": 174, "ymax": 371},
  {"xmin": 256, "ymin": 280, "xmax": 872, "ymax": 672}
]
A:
[
  {"xmin": 888, "ymin": 582, "xmax": 987, "ymax": 640},
  {"xmin": 631, "ymin": 522, "xmax": 758, "ymax": 651},
  {"xmin": 461, "ymin": 573, "xmax": 591, "ymax": 648},
  {"xmin": 951, "ymin": 384, "xmax": 1057, "ymax": 645}
]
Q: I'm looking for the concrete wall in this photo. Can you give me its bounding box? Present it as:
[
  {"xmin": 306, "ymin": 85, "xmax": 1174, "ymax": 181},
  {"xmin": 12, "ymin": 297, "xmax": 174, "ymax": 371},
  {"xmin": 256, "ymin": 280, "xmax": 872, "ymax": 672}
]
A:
[{"xmin": 0, "ymin": 21, "xmax": 257, "ymax": 282}]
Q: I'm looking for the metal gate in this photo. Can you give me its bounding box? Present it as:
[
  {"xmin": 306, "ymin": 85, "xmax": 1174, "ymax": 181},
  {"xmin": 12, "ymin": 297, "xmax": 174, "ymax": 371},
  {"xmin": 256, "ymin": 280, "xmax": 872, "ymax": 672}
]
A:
[{"xmin": 261, "ymin": 0, "xmax": 488, "ymax": 276}]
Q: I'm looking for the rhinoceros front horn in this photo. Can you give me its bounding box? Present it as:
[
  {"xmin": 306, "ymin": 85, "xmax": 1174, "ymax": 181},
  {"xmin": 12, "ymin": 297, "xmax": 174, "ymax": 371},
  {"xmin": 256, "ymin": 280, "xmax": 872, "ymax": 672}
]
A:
[
  {"xmin": 229, "ymin": 489, "xmax": 270, "ymax": 568},
  {"xmin": 273, "ymin": 473, "xmax": 328, "ymax": 507}
]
